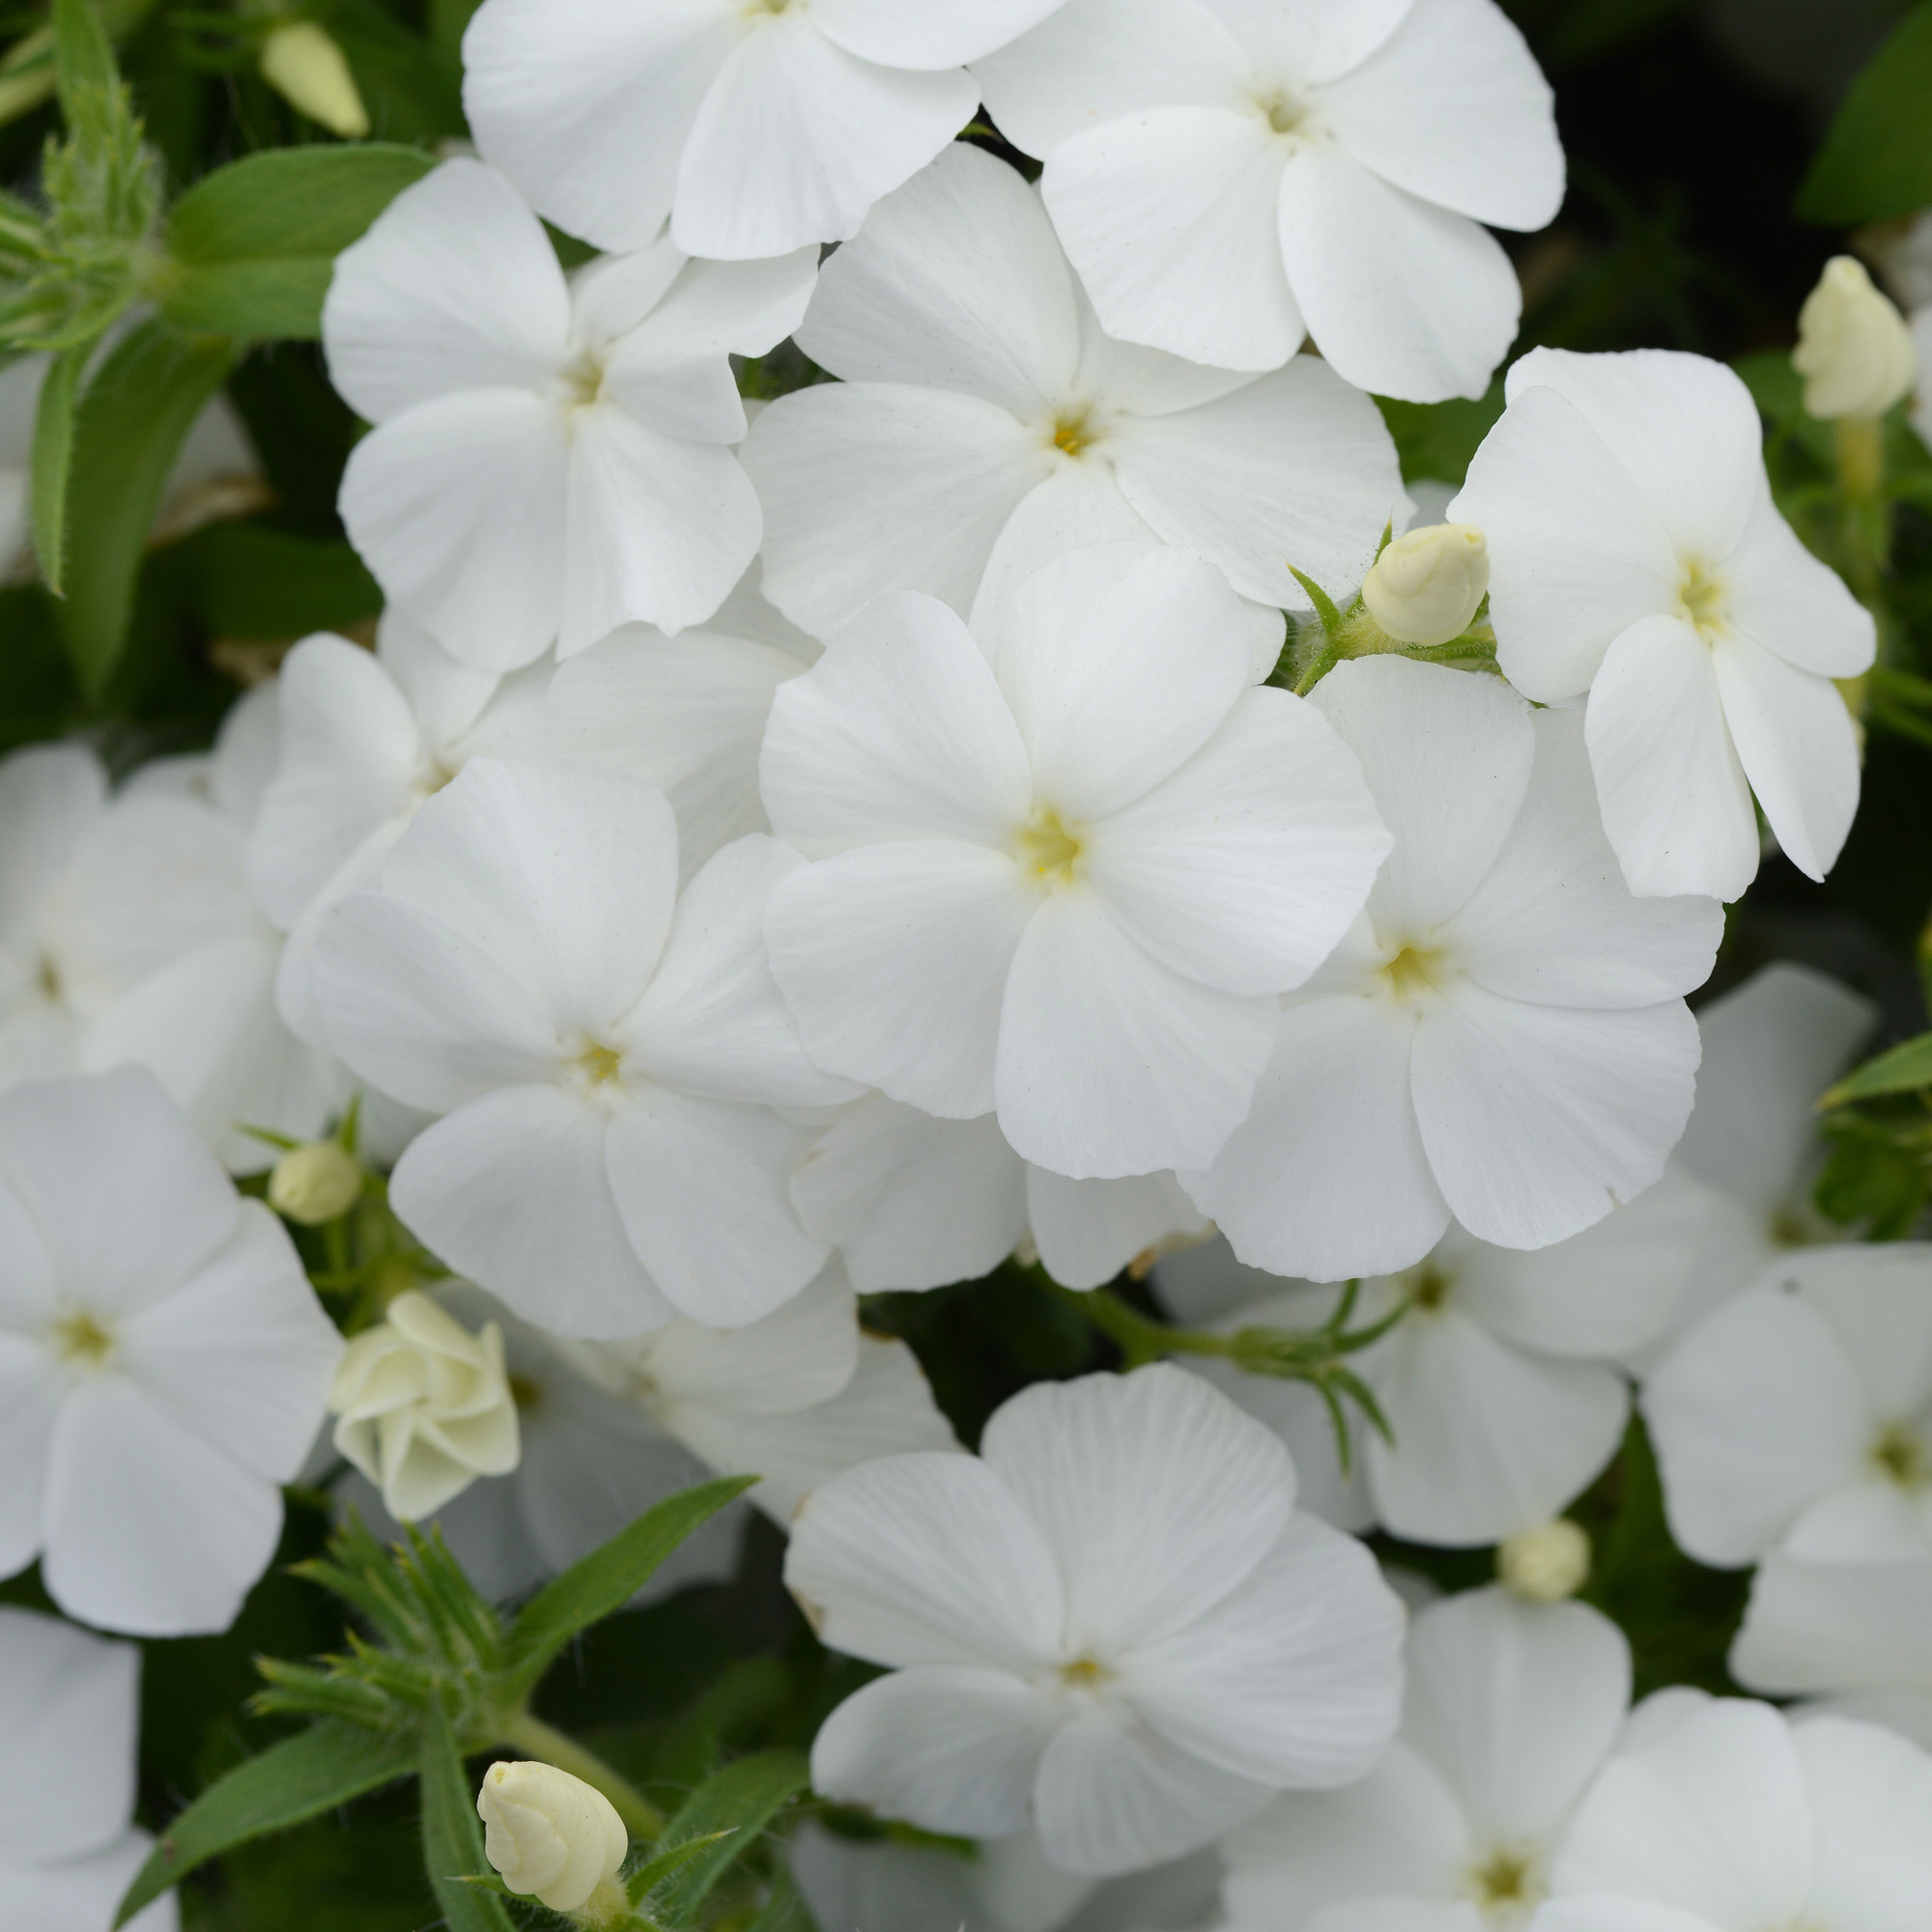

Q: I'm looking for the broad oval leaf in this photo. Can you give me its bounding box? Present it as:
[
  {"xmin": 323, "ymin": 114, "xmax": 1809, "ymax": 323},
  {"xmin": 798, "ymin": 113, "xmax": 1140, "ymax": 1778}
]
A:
[
  {"xmin": 114, "ymin": 1721, "xmax": 416, "ymax": 1925},
  {"xmin": 1796, "ymin": 6, "xmax": 1932, "ymax": 225}
]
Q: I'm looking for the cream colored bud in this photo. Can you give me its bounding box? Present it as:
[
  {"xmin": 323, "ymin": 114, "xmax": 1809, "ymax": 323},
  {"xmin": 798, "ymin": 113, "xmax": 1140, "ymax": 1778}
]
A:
[
  {"xmin": 1360, "ymin": 524, "xmax": 1490, "ymax": 646},
  {"xmin": 477, "ymin": 1761, "xmax": 628, "ymax": 1915},
  {"xmin": 1496, "ymin": 1519, "xmax": 1591, "ymax": 1603},
  {"xmin": 267, "ymin": 1140, "xmax": 362, "ymax": 1225},
  {"xmin": 1793, "ymin": 256, "xmax": 1918, "ymax": 420},
  {"xmin": 327, "ymin": 1292, "xmax": 520, "ymax": 1521},
  {"xmin": 260, "ymin": 22, "xmax": 370, "ymax": 140}
]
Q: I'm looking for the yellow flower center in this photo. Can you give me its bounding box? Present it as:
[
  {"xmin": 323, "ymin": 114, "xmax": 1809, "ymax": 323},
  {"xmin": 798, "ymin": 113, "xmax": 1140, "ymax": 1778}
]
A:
[
  {"xmin": 1409, "ymin": 1262, "xmax": 1453, "ymax": 1311},
  {"xmin": 1052, "ymin": 409, "xmax": 1094, "ymax": 457},
  {"xmin": 1677, "ymin": 559, "xmax": 1728, "ymax": 635},
  {"xmin": 1381, "ymin": 942, "xmax": 1443, "ymax": 1000},
  {"xmin": 1467, "ymin": 1847, "xmax": 1544, "ymax": 1923},
  {"xmin": 1260, "ymin": 90, "xmax": 1309, "ymax": 136},
  {"xmin": 37, "ymin": 954, "xmax": 60, "ymax": 1001},
  {"xmin": 1871, "ymin": 1423, "xmax": 1930, "ymax": 1491},
  {"xmin": 50, "ymin": 1307, "xmax": 116, "ymax": 1370},
  {"xmin": 1018, "ymin": 810, "xmax": 1084, "ymax": 884},
  {"xmin": 1059, "ymin": 1656, "xmax": 1112, "ymax": 1690},
  {"xmin": 557, "ymin": 351, "xmax": 605, "ymax": 413},
  {"xmin": 574, "ymin": 1041, "xmax": 624, "ymax": 1088}
]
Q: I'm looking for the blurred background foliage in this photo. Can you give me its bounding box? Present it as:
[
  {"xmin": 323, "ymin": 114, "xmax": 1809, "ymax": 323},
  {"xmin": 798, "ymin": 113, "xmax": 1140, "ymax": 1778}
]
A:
[{"xmin": 3, "ymin": 1, "xmax": 1931, "ymax": 1924}]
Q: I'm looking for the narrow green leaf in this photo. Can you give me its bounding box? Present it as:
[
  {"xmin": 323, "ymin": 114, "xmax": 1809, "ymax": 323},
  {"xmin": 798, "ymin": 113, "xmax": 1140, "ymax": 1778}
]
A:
[
  {"xmin": 56, "ymin": 319, "xmax": 235, "ymax": 698},
  {"xmin": 160, "ymin": 145, "xmax": 436, "ymax": 340},
  {"xmin": 645, "ymin": 1751, "xmax": 810, "ymax": 1927},
  {"xmin": 114, "ymin": 1722, "xmax": 416, "ymax": 1925},
  {"xmin": 621, "ymin": 1829, "xmax": 735, "ymax": 1903},
  {"xmin": 52, "ymin": 0, "xmax": 116, "ymax": 115},
  {"xmin": 503, "ymin": 1476, "xmax": 755, "ymax": 1699},
  {"xmin": 1821, "ymin": 1031, "xmax": 1932, "ymax": 1107},
  {"xmin": 1796, "ymin": 6, "xmax": 1932, "ymax": 224},
  {"xmin": 419, "ymin": 1705, "xmax": 517, "ymax": 1932},
  {"xmin": 29, "ymin": 343, "xmax": 87, "ymax": 595},
  {"xmin": 1287, "ymin": 566, "xmax": 1346, "ymax": 642}
]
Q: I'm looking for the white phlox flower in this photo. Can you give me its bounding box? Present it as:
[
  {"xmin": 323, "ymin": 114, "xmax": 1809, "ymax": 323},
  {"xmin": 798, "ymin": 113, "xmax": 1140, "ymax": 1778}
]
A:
[
  {"xmin": 1643, "ymin": 1242, "xmax": 1932, "ymax": 1569},
  {"xmin": 1729, "ymin": 1553, "xmax": 1932, "ymax": 1754},
  {"xmin": 741, "ymin": 142, "xmax": 1406, "ymax": 650},
  {"xmin": 1536, "ymin": 1700, "xmax": 1932, "ymax": 1932},
  {"xmin": 1185, "ymin": 656, "xmax": 1721, "ymax": 1282},
  {"xmin": 759, "ymin": 544, "xmax": 1393, "ymax": 1180},
  {"xmin": 477, "ymin": 1758, "xmax": 628, "ymax": 1915},
  {"xmin": 0, "ymin": 1067, "xmax": 342, "ymax": 1635},
  {"xmin": 324, "ymin": 158, "xmax": 817, "ymax": 670},
  {"xmin": 791, "ymin": 1093, "xmax": 1209, "ymax": 1293},
  {"xmin": 340, "ymin": 1265, "xmax": 956, "ymax": 1604},
  {"xmin": 1450, "ymin": 348, "xmax": 1876, "ymax": 900},
  {"xmin": 784, "ymin": 1362, "xmax": 1406, "ymax": 1877},
  {"xmin": 0, "ymin": 1606, "xmax": 178, "ymax": 1930},
  {"xmin": 247, "ymin": 614, "xmax": 553, "ymax": 1043},
  {"xmin": 328, "ymin": 1289, "xmax": 522, "ymax": 1522},
  {"xmin": 460, "ymin": 0, "xmax": 1069, "ymax": 263},
  {"xmin": 1158, "ymin": 1214, "xmax": 1690, "ymax": 1548},
  {"xmin": 973, "ymin": 0, "xmax": 1564, "ymax": 399},
  {"xmin": 1223, "ymin": 1587, "xmax": 1632, "ymax": 1932},
  {"xmin": 307, "ymin": 755, "xmax": 860, "ymax": 1336}
]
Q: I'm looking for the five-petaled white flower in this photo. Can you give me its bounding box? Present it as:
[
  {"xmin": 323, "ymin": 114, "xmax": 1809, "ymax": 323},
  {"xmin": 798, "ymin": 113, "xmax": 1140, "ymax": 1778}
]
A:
[
  {"xmin": 325, "ymin": 158, "xmax": 816, "ymax": 669},
  {"xmin": 1451, "ymin": 348, "xmax": 1876, "ymax": 900},
  {"xmin": 786, "ymin": 1363, "xmax": 1406, "ymax": 1876}
]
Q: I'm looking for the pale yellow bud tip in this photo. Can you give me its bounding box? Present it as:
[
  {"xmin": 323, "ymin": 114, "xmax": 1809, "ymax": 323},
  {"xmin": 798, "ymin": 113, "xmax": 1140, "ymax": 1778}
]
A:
[
  {"xmin": 1793, "ymin": 255, "xmax": 1918, "ymax": 421},
  {"xmin": 1496, "ymin": 1519, "xmax": 1591, "ymax": 1603},
  {"xmin": 1360, "ymin": 523, "xmax": 1490, "ymax": 647},
  {"xmin": 267, "ymin": 1140, "xmax": 362, "ymax": 1225},
  {"xmin": 477, "ymin": 1761, "xmax": 629, "ymax": 1915},
  {"xmin": 260, "ymin": 22, "xmax": 370, "ymax": 140}
]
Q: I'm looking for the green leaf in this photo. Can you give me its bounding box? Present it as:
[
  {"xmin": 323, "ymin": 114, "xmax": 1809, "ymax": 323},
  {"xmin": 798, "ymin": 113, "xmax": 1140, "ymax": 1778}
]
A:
[
  {"xmin": 418, "ymin": 1704, "xmax": 517, "ymax": 1932},
  {"xmin": 114, "ymin": 1722, "xmax": 416, "ymax": 1925},
  {"xmin": 1822, "ymin": 1032, "xmax": 1932, "ymax": 1106},
  {"xmin": 1796, "ymin": 5, "xmax": 1932, "ymax": 224},
  {"xmin": 52, "ymin": 0, "xmax": 116, "ymax": 115},
  {"xmin": 427, "ymin": 0, "xmax": 486, "ymax": 57},
  {"xmin": 29, "ymin": 342, "xmax": 87, "ymax": 594},
  {"xmin": 643, "ymin": 1751, "xmax": 810, "ymax": 1927},
  {"xmin": 502, "ymin": 1477, "xmax": 755, "ymax": 1701},
  {"xmin": 187, "ymin": 524, "xmax": 383, "ymax": 639},
  {"xmin": 1286, "ymin": 566, "xmax": 1346, "ymax": 642},
  {"xmin": 56, "ymin": 318, "xmax": 235, "ymax": 698},
  {"xmin": 1376, "ymin": 382, "xmax": 1505, "ymax": 491},
  {"xmin": 160, "ymin": 145, "xmax": 436, "ymax": 340}
]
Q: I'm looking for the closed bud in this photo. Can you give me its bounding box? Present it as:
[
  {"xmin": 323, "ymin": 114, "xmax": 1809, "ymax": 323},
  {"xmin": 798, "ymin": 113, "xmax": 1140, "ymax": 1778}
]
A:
[
  {"xmin": 1360, "ymin": 523, "xmax": 1490, "ymax": 647},
  {"xmin": 477, "ymin": 1760, "xmax": 628, "ymax": 1915},
  {"xmin": 1792, "ymin": 256, "xmax": 1918, "ymax": 420},
  {"xmin": 268, "ymin": 1140, "xmax": 362, "ymax": 1225},
  {"xmin": 260, "ymin": 22, "xmax": 371, "ymax": 140},
  {"xmin": 1496, "ymin": 1519, "xmax": 1591, "ymax": 1603},
  {"xmin": 327, "ymin": 1292, "xmax": 520, "ymax": 1520}
]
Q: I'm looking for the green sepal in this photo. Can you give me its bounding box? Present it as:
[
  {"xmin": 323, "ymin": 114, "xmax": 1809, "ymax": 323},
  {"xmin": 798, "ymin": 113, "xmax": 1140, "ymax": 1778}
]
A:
[{"xmin": 1287, "ymin": 565, "xmax": 1346, "ymax": 642}]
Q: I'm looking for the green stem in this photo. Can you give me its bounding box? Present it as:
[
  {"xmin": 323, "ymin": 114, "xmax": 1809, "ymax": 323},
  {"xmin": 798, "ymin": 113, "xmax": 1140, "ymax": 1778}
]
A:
[{"xmin": 496, "ymin": 1710, "xmax": 666, "ymax": 1841}]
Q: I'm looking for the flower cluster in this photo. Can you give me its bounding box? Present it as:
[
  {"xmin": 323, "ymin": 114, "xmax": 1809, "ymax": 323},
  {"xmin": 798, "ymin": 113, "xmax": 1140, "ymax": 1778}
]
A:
[{"xmin": 6, "ymin": 1, "xmax": 1932, "ymax": 1927}]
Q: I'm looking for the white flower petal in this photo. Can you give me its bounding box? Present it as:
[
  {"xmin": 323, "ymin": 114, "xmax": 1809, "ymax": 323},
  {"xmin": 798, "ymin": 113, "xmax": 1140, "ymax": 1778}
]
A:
[
  {"xmin": 745, "ymin": 384, "xmax": 1052, "ymax": 636},
  {"xmin": 1041, "ymin": 108, "xmax": 1303, "ymax": 373},
  {"xmin": 339, "ymin": 389, "xmax": 570, "ymax": 673},
  {"xmin": 796, "ymin": 142, "xmax": 1079, "ymax": 413},
  {"xmin": 1277, "ymin": 145, "xmax": 1520, "ymax": 403},
  {"xmin": 390, "ymin": 1087, "xmax": 670, "ymax": 1337},
  {"xmin": 1642, "ymin": 1282, "xmax": 1872, "ymax": 1567},
  {"xmin": 1365, "ymin": 1309, "xmax": 1627, "ymax": 1543},
  {"xmin": 810, "ymin": 1666, "xmax": 1058, "ymax": 1840},
  {"xmin": 980, "ymin": 1365, "xmax": 1292, "ymax": 1652},
  {"xmin": 0, "ymin": 742, "xmax": 105, "ymax": 931},
  {"xmin": 1320, "ymin": 0, "xmax": 1561, "ymax": 229},
  {"xmin": 994, "ymin": 886, "xmax": 1278, "ymax": 1178},
  {"xmin": 1025, "ymin": 1167, "xmax": 1208, "ymax": 1293},
  {"xmin": 786, "ymin": 1451, "xmax": 1065, "ymax": 1667},
  {"xmin": 1109, "ymin": 355, "xmax": 1404, "ymax": 611},
  {"xmin": 1798, "ymin": 1716, "xmax": 1932, "ymax": 1930},
  {"xmin": 810, "ymin": 0, "xmax": 1068, "ymax": 70},
  {"xmin": 760, "ymin": 589, "xmax": 1034, "ymax": 856},
  {"xmin": 791, "ymin": 1098, "xmax": 1027, "ymax": 1293},
  {"xmin": 0, "ymin": 1830, "xmax": 177, "ymax": 1932},
  {"xmin": 1721, "ymin": 496, "xmax": 1876, "ymax": 679},
  {"xmin": 1412, "ymin": 986, "xmax": 1699, "ymax": 1251},
  {"xmin": 43, "ymin": 1378, "xmax": 282, "ymax": 1635},
  {"xmin": 611, "ymin": 246, "xmax": 818, "ymax": 374},
  {"xmin": 765, "ymin": 842, "xmax": 1036, "ymax": 1119},
  {"xmin": 1710, "ymin": 632, "xmax": 1861, "ymax": 887},
  {"xmin": 0, "ymin": 1341, "xmax": 61, "ymax": 1580},
  {"xmin": 671, "ymin": 13, "xmax": 976, "ymax": 259},
  {"xmin": 1189, "ymin": 995, "xmax": 1450, "ymax": 1283},
  {"xmin": 640, "ymin": 1262, "xmax": 859, "ymax": 1419},
  {"xmin": 321, "ymin": 158, "xmax": 570, "ymax": 423},
  {"xmin": 1731, "ymin": 1553, "xmax": 1932, "ymax": 1696},
  {"xmin": 1204, "ymin": 0, "xmax": 1416, "ymax": 83},
  {"xmin": 1088, "ymin": 689, "xmax": 1390, "ymax": 996}
]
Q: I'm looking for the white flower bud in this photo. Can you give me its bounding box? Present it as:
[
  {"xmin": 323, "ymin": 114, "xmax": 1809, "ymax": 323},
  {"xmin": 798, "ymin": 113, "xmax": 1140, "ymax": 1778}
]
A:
[
  {"xmin": 1360, "ymin": 523, "xmax": 1491, "ymax": 646},
  {"xmin": 476, "ymin": 1761, "xmax": 628, "ymax": 1915},
  {"xmin": 1496, "ymin": 1519, "xmax": 1591, "ymax": 1603},
  {"xmin": 327, "ymin": 1292, "xmax": 520, "ymax": 1521},
  {"xmin": 260, "ymin": 21, "xmax": 370, "ymax": 140},
  {"xmin": 1792, "ymin": 255, "xmax": 1918, "ymax": 420},
  {"xmin": 267, "ymin": 1140, "xmax": 362, "ymax": 1225}
]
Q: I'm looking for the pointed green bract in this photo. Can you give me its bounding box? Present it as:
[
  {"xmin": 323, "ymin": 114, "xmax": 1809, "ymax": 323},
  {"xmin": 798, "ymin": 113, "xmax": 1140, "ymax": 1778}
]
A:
[
  {"xmin": 1821, "ymin": 1031, "xmax": 1932, "ymax": 1107},
  {"xmin": 28, "ymin": 340, "xmax": 85, "ymax": 593},
  {"xmin": 641, "ymin": 1751, "xmax": 811, "ymax": 1927}
]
